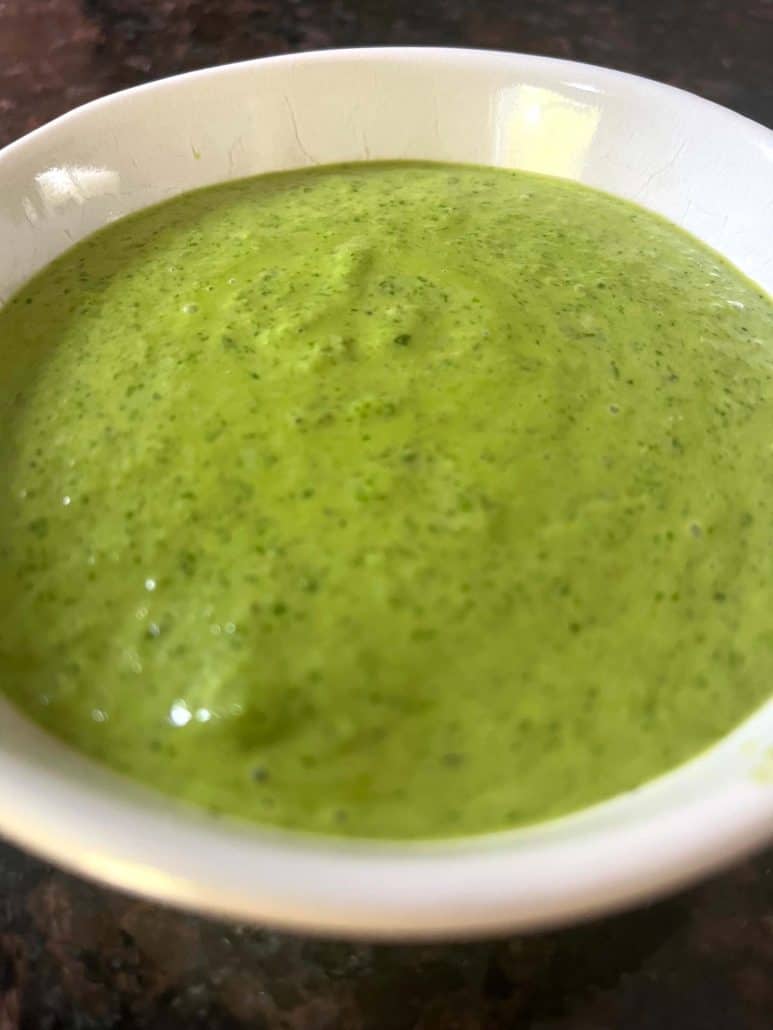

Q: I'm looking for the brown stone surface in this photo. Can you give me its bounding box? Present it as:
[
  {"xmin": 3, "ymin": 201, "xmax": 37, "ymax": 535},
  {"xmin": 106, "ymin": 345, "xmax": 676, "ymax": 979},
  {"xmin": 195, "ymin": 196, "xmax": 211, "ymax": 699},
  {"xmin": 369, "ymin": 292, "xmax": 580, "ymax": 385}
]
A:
[{"xmin": 3, "ymin": 839, "xmax": 773, "ymax": 1028}]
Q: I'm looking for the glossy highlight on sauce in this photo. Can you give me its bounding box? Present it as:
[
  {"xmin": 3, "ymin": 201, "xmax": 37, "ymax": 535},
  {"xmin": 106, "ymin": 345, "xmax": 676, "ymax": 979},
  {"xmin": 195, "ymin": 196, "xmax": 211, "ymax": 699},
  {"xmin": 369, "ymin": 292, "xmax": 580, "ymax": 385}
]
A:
[{"xmin": 1, "ymin": 162, "xmax": 772, "ymax": 839}]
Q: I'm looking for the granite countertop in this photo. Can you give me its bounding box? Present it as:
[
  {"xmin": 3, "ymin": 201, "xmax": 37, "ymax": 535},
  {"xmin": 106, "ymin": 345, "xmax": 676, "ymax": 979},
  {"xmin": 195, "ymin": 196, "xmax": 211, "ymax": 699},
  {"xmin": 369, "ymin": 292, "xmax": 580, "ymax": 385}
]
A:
[{"xmin": 1, "ymin": 1, "xmax": 772, "ymax": 1027}]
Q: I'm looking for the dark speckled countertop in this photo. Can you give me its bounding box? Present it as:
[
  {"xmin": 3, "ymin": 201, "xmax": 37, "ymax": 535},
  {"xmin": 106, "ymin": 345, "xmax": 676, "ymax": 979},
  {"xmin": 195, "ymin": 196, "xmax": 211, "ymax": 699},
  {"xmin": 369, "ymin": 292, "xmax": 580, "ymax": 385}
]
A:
[{"xmin": 1, "ymin": 2, "xmax": 773, "ymax": 1027}]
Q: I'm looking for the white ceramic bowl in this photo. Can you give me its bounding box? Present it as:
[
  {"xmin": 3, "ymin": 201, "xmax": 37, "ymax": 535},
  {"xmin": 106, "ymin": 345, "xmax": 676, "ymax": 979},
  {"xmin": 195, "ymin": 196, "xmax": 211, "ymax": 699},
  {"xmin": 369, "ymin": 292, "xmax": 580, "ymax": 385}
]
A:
[{"xmin": 1, "ymin": 48, "xmax": 772, "ymax": 940}]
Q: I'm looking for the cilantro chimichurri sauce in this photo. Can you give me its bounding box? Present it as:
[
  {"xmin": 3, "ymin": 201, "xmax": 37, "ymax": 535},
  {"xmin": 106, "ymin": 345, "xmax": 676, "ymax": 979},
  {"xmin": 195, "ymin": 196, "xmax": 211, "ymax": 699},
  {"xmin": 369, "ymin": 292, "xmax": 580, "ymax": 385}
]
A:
[{"xmin": 1, "ymin": 162, "xmax": 772, "ymax": 839}]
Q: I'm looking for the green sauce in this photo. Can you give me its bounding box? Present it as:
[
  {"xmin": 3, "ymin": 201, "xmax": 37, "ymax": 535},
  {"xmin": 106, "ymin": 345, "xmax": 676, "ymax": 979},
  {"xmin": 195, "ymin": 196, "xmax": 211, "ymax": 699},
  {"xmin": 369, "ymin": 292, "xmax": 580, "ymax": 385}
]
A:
[{"xmin": 1, "ymin": 162, "xmax": 772, "ymax": 839}]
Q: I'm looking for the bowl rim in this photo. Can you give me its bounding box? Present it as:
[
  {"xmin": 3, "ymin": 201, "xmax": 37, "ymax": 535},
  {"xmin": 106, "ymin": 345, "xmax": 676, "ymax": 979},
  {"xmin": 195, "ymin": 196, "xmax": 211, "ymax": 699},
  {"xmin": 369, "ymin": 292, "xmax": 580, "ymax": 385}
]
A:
[
  {"xmin": 1, "ymin": 45, "xmax": 772, "ymax": 939},
  {"xmin": 2, "ymin": 43, "xmax": 772, "ymax": 163}
]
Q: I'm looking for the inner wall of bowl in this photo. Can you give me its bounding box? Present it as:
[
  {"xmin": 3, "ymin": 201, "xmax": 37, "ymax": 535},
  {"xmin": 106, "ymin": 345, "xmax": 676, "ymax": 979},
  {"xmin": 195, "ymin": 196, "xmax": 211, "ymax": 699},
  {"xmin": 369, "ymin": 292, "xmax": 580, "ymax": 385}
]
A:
[{"xmin": 1, "ymin": 49, "xmax": 772, "ymax": 307}]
